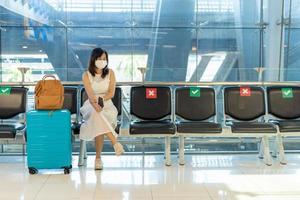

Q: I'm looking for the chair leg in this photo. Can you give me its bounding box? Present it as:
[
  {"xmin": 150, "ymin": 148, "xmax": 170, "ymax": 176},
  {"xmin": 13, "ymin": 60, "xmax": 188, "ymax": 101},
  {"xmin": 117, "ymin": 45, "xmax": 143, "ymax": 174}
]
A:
[
  {"xmin": 262, "ymin": 136, "xmax": 272, "ymax": 166},
  {"xmin": 165, "ymin": 136, "xmax": 171, "ymax": 166},
  {"xmin": 258, "ymin": 138, "xmax": 264, "ymax": 159},
  {"xmin": 179, "ymin": 136, "xmax": 185, "ymax": 165},
  {"xmin": 84, "ymin": 142, "xmax": 87, "ymax": 159},
  {"xmin": 276, "ymin": 135, "xmax": 287, "ymax": 165},
  {"xmin": 270, "ymin": 137, "xmax": 278, "ymax": 158},
  {"xmin": 22, "ymin": 144, "xmax": 26, "ymax": 156},
  {"xmin": 78, "ymin": 139, "xmax": 86, "ymax": 166}
]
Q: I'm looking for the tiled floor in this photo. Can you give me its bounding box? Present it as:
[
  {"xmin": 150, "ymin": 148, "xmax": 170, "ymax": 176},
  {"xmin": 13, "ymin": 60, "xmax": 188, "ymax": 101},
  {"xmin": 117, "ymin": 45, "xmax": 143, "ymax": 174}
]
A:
[{"xmin": 1, "ymin": 154, "xmax": 300, "ymax": 200}]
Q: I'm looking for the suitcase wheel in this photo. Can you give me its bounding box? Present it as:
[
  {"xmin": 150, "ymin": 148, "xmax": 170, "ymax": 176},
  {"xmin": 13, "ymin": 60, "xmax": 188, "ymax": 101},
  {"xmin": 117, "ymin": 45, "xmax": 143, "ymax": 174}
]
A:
[
  {"xmin": 64, "ymin": 167, "xmax": 71, "ymax": 174},
  {"xmin": 29, "ymin": 167, "xmax": 38, "ymax": 175}
]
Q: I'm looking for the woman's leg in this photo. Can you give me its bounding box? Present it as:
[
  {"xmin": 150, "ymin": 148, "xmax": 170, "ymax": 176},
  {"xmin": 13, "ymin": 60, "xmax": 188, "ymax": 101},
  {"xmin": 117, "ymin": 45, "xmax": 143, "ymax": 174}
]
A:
[
  {"xmin": 105, "ymin": 132, "xmax": 124, "ymax": 155},
  {"xmin": 95, "ymin": 135, "xmax": 104, "ymax": 159},
  {"xmin": 105, "ymin": 132, "xmax": 117, "ymax": 145}
]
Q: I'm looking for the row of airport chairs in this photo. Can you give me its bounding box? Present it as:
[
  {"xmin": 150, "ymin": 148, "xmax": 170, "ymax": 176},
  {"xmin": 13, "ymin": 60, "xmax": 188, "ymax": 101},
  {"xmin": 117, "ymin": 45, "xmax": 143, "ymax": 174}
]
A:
[{"xmin": 0, "ymin": 85, "xmax": 300, "ymax": 166}]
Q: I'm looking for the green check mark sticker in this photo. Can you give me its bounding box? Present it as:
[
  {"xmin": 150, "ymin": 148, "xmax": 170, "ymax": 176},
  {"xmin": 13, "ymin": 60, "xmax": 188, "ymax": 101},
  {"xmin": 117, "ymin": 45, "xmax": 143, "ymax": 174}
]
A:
[
  {"xmin": 282, "ymin": 88, "xmax": 293, "ymax": 98},
  {"xmin": 0, "ymin": 87, "xmax": 11, "ymax": 95},
  {"xmin": 190, "ymin": 87, "xmax": 200, "ymax": 97}
]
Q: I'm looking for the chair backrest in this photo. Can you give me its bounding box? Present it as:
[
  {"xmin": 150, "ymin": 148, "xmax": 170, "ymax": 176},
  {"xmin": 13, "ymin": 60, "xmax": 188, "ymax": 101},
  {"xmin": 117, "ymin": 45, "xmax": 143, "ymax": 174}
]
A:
[
  {"xmin": 0, "ymin": 87, "xmax": 28, "ymax": 119},
  {"xmin": 81, "ymin": 87, "xmax": 122, "ymax": 116},
  {"xmin": 130, "ymin": 86, "xmax": 171, "ymax": 120},
  {"xmin": 62, "ymin": 87, "xmax": 78, "ymax": 115},
  {"xmin": 175, "ymin": 87, "xmax": 216, "ymax": 121},
  {"xmin": 224, "ymin": 86, "xmax": 265, "ymax": 121},
  {"xmin": 267, "ymin": 86, "xmax": 300, "ymax": 119}
]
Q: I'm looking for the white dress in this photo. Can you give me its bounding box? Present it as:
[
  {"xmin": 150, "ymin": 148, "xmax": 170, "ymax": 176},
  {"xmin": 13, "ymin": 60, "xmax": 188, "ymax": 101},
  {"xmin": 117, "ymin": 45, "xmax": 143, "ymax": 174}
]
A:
[{"xmin": 79, "ymin": 71, "xmax": 118, "ymax": 141}]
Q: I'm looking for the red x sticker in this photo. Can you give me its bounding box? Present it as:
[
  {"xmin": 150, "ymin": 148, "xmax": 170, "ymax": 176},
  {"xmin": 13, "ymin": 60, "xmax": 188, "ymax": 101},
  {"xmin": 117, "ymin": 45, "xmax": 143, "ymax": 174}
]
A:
[
  {"xmin": 146, "ymin": 88, "xmax": 157, "ymax": 99},
  {"xmin": 240, "ymin": 87, "xmax": 251, "ymax": 97}
]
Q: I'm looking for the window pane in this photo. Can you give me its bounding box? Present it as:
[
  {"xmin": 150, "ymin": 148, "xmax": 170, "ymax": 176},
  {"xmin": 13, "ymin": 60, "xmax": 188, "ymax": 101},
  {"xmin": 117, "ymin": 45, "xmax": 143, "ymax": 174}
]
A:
[
  {"xmin": 197, "ymin": 28, "xmax": 261, "ymax": 82},
  {"xmin": 66, "ymin": 0, "xmax": 131, "ymax": 27},
  {"xmin": 133, "ymin": 0, "xmax": 197, "ymax": 27},
  {"xmin": 0, "ymin": 0, "xmax": 67, "ymax": 27},
  {"xmin": 0, "ymin": 27, "xmax": 67, "ymax": 82},
  {"xmin": 289, "ymin": 0, "xmax": 300, "ymax": 27},
  {"xmin": 283, "ymin": 28, "xmax": 300, "ymax": 81},
  {"xmin": 197, "ymin": 0, "xmax": 261, "ymax": 28},
  {"xmin": 132, "ymin": 28, "xmax": 196, "ymax": 82},
  {"xmin": 67, "ymin": 28, "xmax": 132, "ymax": 81},
  {"xmin": 284, "ymin": 0, "xmax": 300, "ymax": 81}
]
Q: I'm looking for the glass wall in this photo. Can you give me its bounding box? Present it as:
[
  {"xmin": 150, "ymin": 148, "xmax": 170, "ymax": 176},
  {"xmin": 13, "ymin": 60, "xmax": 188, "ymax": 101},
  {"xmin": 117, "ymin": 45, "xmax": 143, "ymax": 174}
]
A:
[
  {"xmin": 0, "ymin": 0, "xmax": 266, "ymax": 82},
  {"xmin": 2, "ymin": 0, "xmax": 299, "ymax": 82},
  {"xmin": 1, "ymin": 0, "xmax": 300, "ymax": 154}
]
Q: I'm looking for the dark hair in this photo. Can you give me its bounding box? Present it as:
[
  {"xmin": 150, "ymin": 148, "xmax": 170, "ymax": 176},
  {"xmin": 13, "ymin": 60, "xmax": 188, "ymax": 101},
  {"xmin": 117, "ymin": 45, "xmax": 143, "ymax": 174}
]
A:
[{"xmin": 88, "ymin": 48, "xmax": 109, "ymax": 78}]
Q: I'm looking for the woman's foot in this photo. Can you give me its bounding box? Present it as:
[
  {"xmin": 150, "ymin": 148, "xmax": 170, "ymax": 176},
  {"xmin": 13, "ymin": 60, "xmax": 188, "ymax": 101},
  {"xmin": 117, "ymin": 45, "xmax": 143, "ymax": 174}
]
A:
[
  {"xmin": 94, "ymin": 158, "xmax": 103, "ymax": 170},
  {"xmin": 113, "ymin": 142, "xmax": 124, "ymax": 156}
]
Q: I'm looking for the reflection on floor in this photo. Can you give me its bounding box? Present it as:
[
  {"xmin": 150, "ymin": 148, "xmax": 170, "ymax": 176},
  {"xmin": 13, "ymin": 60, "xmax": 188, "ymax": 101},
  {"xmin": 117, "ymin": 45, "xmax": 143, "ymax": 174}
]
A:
[{"xmin": 0, "ymin": 154, "xmax": 300, "ymax": 200}]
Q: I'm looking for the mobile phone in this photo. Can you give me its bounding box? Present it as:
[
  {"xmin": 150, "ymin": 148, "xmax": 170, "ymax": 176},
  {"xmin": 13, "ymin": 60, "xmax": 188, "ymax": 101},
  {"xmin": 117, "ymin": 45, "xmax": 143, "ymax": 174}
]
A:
[{"xmin": 98, "ymin": 97, "xmax": 104, "ymax": 108}]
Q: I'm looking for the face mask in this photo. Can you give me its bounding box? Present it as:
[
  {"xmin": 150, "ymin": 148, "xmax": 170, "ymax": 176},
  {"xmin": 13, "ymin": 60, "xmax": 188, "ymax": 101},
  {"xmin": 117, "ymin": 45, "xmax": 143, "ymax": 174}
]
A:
[{"xmin": 95, "ymin": 60, "xmax": 107, "ymax": 69}]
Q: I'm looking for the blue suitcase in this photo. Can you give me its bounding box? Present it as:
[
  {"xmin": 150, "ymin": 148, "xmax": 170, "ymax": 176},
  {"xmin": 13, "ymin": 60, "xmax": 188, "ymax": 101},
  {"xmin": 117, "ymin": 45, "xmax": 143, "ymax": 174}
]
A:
[{"xmin": 26, "ymin": 110, "xmax": 72, "ymax": 174}]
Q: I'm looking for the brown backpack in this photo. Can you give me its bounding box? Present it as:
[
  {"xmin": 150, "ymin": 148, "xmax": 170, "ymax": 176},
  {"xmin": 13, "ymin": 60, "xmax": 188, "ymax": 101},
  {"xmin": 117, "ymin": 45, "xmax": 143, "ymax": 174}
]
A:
[{"xmin": 34, "ymin": 75, "xmax": 64, "ymax": 110}]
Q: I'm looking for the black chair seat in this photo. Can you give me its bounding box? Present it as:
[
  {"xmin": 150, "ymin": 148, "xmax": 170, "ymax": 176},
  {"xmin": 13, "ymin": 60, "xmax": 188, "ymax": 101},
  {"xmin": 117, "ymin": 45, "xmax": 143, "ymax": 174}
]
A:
[
  {"xmin": 72, "ymin": 121, "xmax": 121, "ymax": 135},
  {"xmin": 0, "ymin": 124, "xmax": 25, "ymax": 138},
  {"xmin": 176, "ymin": 121, "xmax": 222, "ymax": 133},
  {"xmin": 130, "ymin": 120, "xmax": 175, "ymax": 135},
  {"xmin": 231, "ymin": 122, "xmax": 276, "ymax": 133},
  {"xmin": 276, "ymin": 120, "xmax": 300, "ymax": 132}
]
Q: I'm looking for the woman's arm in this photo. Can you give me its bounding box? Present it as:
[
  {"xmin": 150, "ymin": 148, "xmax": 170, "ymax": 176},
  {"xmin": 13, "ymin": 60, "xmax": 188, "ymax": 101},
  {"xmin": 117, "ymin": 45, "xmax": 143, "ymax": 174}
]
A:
[
  {"xmin": 82, "ymin": 72, "xmax": 101, "ymax": 112},
  {"xmin": 103, "ymin": 69, "xmax": 116, "ymax": 101}
]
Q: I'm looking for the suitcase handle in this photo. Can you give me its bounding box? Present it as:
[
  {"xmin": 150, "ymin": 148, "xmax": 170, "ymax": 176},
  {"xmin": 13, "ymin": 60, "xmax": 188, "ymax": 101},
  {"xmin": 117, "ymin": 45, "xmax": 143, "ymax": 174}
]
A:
[{"xmin": 42, "ymin": 75, "xmax": 56, "ymax": 80}]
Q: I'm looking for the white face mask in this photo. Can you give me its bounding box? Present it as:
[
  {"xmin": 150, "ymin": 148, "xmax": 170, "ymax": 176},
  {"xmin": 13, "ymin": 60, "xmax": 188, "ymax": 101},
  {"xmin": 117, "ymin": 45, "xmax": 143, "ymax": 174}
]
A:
[{"xmin": 95, "ymin": 60, "xmax": 107, "ymax": 69}]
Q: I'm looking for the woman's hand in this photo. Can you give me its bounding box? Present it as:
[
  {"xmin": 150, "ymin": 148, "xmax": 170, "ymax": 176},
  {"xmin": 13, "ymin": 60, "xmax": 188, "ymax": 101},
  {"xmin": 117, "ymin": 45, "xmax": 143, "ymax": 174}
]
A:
[
  {"xmin": 92, "ymin": 102, "xmax": 102, "ymax": 112},
  {"xmin": 89, "ymin": 97, "xmax": 101, "ymax": 112},
  {"xmin": 89, "ymin": 96, "xmax": 97, "ymax": 105}
]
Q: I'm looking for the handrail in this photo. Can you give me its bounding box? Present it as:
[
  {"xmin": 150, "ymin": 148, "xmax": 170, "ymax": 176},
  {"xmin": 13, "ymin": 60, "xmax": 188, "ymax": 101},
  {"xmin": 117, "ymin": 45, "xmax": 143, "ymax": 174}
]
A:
[{"xmin": 1, "ymin": 81, "xmax": 300, "ymax": 86}]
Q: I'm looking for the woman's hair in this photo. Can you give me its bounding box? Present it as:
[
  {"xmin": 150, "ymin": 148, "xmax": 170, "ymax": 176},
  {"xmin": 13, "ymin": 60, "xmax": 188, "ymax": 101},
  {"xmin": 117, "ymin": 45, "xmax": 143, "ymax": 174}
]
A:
[{"xmin": 88, "ymin": 47, "xmax": 109, "ymax": 78}]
